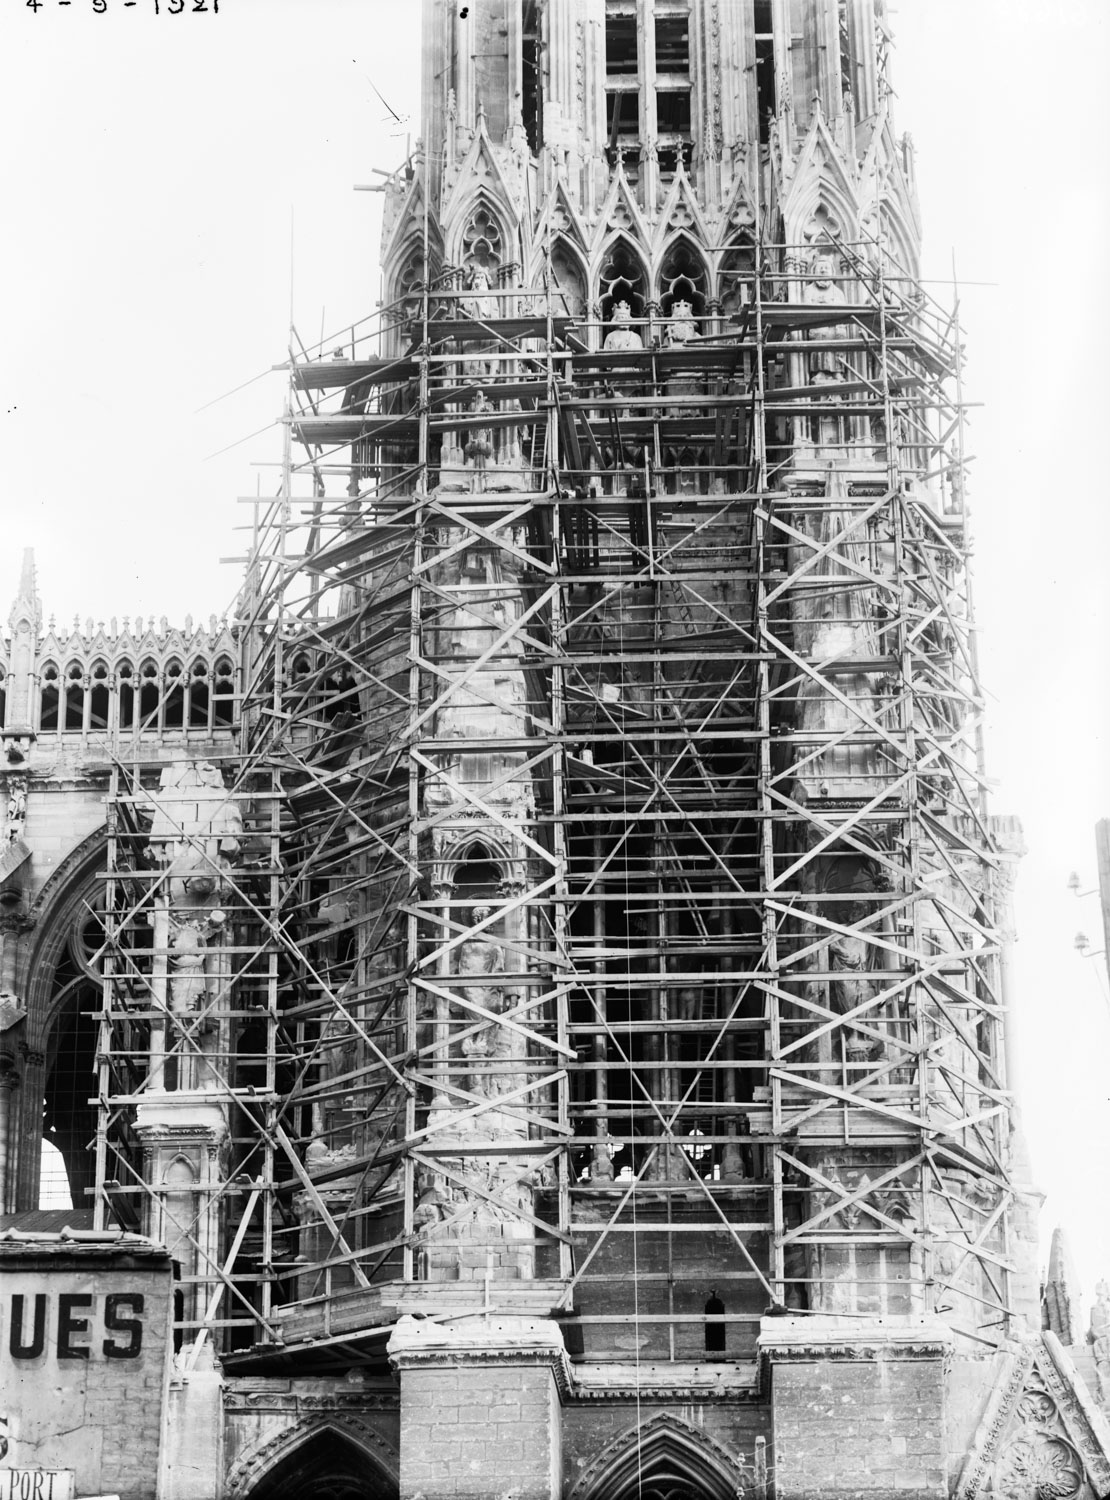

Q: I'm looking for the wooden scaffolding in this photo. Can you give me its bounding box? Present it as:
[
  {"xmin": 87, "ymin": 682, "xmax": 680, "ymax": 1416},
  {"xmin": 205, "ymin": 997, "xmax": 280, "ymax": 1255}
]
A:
[{"xmin": 90, "ymin": 217, "xmax": 1018, "ymax": 1370}]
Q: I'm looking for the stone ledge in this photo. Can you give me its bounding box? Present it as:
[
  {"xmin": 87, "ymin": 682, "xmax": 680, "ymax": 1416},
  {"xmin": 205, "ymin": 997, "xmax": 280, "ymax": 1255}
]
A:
[
  {"xmin": 388, "ymin": 1314, "xmax": 571, "ymax": 1396},
  {"xmin": 758, "ymin": 1313, "xmax": 955, "ymax": 1364}
]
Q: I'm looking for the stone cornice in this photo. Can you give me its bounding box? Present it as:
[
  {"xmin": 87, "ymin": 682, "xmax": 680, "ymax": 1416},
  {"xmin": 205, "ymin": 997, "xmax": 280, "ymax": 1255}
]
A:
[
  {"xmin": 387, "ymin": 1314, "xmax": 572, "ymax": 1398},
  {"xmin": 223, "ymin": 1389, "xmax": 398, "ymax": 1415},
  {"xmin": 758, "ymin": 1313, "xmax": 954, "ymax": 1365},
  {"xmin": 568, "ymin": 1361, "xmax": 760, "ymax": 1403}
]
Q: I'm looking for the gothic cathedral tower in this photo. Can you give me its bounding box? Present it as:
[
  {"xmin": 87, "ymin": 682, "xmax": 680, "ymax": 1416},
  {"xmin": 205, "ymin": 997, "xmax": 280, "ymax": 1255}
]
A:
[{"xmin": 35, "ymin": 4, "xmax": 1106, "ymax": 1499}]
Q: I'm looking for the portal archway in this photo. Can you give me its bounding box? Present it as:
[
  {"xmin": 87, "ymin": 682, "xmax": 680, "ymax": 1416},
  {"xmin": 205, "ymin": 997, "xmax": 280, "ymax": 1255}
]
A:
[
  {"xmin": 569, "ymin": 1412, "xmax": 747, "ymax": 1500},
  {"xmin": 229, "ymin": 1420, "xmax": 399, "ymax": 1500}
]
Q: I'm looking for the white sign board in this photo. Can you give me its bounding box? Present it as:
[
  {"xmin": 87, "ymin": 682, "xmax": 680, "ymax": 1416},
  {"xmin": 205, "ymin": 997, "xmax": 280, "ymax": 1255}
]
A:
[{"xmin": 0, "ymin": 1473, "xmax": 76, "ymax": 1500}]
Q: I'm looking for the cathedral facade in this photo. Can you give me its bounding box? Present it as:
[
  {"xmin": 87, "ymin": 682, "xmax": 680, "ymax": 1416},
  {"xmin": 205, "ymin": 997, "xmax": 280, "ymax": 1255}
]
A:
[{"xmin": 2, "ymin": 3, "xmax": 1110, "ymax": 1498}]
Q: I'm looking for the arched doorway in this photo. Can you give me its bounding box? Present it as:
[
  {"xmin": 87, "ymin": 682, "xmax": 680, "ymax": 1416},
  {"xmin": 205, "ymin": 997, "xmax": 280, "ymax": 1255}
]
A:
[
  {"xmin": 241, "ymin": 1429, "xmax": 398, "ymax": 1500},
  {"xmin": 569, "ymin": 1413, "xmax": 746, "ymax": 1500},
  {"xmin": 11, "ymin": 831, "xmax": 109, "ymax": 1214}
]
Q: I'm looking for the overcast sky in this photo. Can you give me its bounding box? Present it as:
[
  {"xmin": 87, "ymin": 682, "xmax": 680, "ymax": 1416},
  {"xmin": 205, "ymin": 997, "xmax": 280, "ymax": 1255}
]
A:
[{"xmin": 1, "ymin": 0, "xmax": 1108, "ymax": 1319}]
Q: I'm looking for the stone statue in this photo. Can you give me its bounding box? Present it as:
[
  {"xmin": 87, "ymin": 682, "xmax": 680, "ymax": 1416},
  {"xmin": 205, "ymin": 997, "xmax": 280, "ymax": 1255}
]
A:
[
  {"xmin": 456, "ymin": 905, "xmax": 504, "ymax": 1082},
  {"xmin": 464, "ymin": 389, "xmax": 493, "ymax": 482},
  {"xmin": 664, "ymin": 298, "xmax": 697, "ymax": 347},
  {"xmin": 146, "ymin": 759, "xmax": 243, "ymax": 1021},
  {"xmin": 803, "ymin": 253, "xmax": 848, "ymax": 378},
  {"xmin": 4, "ymin": 778, "xmax": 27, "ymax": 845},
  {"xmin": 463, "ymin": 265, "xmax": 496, "ymax": 323},
  {"xmin": 603, "ymin": 300, "xmax": 643, "ymax": 351}
]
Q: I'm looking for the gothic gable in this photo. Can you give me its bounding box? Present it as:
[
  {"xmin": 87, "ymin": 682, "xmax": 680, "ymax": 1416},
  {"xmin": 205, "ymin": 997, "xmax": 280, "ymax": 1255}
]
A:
[
  {"xmin": 957, "ymin": 1333, "xmax": 1110, "ymax": 1500},
  {"xmin": 441, "ymin": 124, "xmax": 522, "ymax": 263},
  {"xmin": 590, "ymin": 162, "xmax": 650, "ymax": 256},
  {"xmin": 779, "ymin": 109, "xmax": 862, "ymax": 248},
  {"xmin": 654, "ymin": 165, "xmax": 710, "ymax": 250}
]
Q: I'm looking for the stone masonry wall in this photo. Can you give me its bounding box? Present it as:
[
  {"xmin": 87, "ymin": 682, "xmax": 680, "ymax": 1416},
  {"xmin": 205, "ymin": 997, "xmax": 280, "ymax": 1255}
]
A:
[
  {"xmin": 761, "ymin": 1317, "xmax": 953, "ymax": 1500},
  {"xmin": 398, "ymin": 1359, "xmax": 559, "ymax": 1500}
]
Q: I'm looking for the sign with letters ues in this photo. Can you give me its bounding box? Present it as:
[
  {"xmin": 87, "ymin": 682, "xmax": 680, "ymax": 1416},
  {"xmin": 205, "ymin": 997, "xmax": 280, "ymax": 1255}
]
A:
[
  {"xmin": 0, "ymin": 1472, "xmax": 76, "ymax": 1500},
  {"xmin": 0, "ymin": 1250, "xmax": 172, "ymax": 1500}
]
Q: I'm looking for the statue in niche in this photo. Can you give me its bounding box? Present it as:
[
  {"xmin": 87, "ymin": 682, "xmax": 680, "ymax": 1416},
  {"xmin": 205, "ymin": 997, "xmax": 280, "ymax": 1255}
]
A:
[
  {"xmin": 828, "ymin": 905, "xmax": 880, "ymax": 1023},
  {"xmin": 147, "ymin": 760, "xmax": 243, "ymax": 1021},
  {"xmin": 603, "ymin": 300, "xmax": 643, "ymax": 351},
  {"xmin": 305, "ymin": 1005, "xmax": 359, "ymax": 1174},
  {"xmin": 812, "ymin": 853, "xmax": 887, "ymax": 1064},
  {"xmin": 463, "ymin": 265, "xmax": 496, "ymax": 323},
  {"xmin": 4, "ymin": 777, "xmax": 27, "ymax": 845},
  {"xmin": 664, "ymin": 298, "xmax": 698, "ymax": 347},
  {"xmin": 464, "ymin": 389, "xmax": 493, "ymax": 485},
  {"xmin": 803, "ymin": 253, "xmax": 848, "ymax": 379},
  {"xmin": 456, "ymin": 904, "xmax": 504, "ymax": 1059}
]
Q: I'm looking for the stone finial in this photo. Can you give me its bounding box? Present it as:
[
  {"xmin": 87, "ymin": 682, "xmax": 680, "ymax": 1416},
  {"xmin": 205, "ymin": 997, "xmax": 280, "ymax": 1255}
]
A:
[
  {"xmin": 8, "ymin": 547, "xmax": 41, "ymax": 633},
  {"xmin": 1043, "ymin": 1226, "xmax": 1083, "ymax": 1345}
]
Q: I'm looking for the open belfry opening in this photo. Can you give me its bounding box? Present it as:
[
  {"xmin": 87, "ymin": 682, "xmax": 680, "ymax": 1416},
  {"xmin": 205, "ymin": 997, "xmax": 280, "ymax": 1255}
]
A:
[{"xmin": 2, "ymin": 4, "xmax": 1109, "ymax": 1500}]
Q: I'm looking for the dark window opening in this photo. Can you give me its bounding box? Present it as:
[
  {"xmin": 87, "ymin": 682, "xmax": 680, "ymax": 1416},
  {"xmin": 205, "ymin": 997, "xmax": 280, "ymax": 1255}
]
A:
[
  {"xmin": 64, "ymin": 666, "xmax": 84, "ymax": 731},
  {"xmin": 454, "ymin": 843, "xmax": 503, "ymax": 907},
  {"xmin": 89, "ymin": 663, "xmax": 110, "ymax": 731},
  {"xmin": 213, "ymin": 658, "xmax": 235, "ymax": 727},
  {"xmin": 659, "ymin": 238, "xmax": 709, "ymax": 319},
  {"xmin": 605, "ymin": 10, "xmax": 638, "ymax": 74},
  {"xmin": 118, "ymin": 662, "xmax": 134, "ymax": 729},
  {"xmin": 598, "ymin": 240, "xmax": 648, "ymax": 325},
  {"xmin": 189, "ymin": 661, "xmax": 210, "ymax": 729},
  {"xmin": 656, "ymin": 88, "xmax": 691, "ymax": 136},
  {"xmin": 606, "ymin": 89, "xmax": 639, "ymax": 153},
  {"xmin": 754, "ymin": 0, "xmax": 776, "ymax": 143},
  {"xmin": 704, "ymin": 1288, "xmax": 726, "ymax": 1356},
  {"xmin": 139, "ymin": 663, "xmax": 160, "ymax": 728},
  {"xmin": 40, "ymin": 664, "xmax": 59, "ymax": 732},
  {"xmin": 0, "ymin": 671, "xmax": 5, "ymax": 729},
  {"xmin": 163, "ymin": 661, "xmax": 185, "ymax": 730},
  {"xmin": 654, "ymin": 14, "xmax": 689, "ymax": 71},
  {"xmin": 522, "ymin": 0, "xmax": 544, "ymax": 154}
]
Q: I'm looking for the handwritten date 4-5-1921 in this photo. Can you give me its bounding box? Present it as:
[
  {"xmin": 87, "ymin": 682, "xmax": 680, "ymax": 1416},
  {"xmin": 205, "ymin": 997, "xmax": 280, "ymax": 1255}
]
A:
[{"xmin": 26, "ymin": 0, "xmax": 219, "ymax": 12}]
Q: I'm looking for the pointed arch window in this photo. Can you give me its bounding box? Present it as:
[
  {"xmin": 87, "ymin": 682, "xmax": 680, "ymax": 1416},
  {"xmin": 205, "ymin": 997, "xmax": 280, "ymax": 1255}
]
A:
[
  {"xmin": 163, "ymin": 658, "xmax": 185, "ymax": 730},
  {"xmin": 138, "ymin": 659, "xmax": 160, "ymax": 730},
  {"xmin": 461, "ymin": 203, "xmax": 503, "ymax": 278},
  {"xmin": 39, "ymin": 662, "xmax": 60, "ymax": 732},
  {"xmin": 549, "ymin": 239, "xmax": 588, "ymax": 321},
  {"xmin": 659, "ymin": 237, "xmax": 708, "ymax": 322},
  {"xmin": 598, "ymin": 238, "xmax": 648, "ymax": 332},
  {"xmin": 89, "ymin": 660, "xmax": 110, "ymax": 731},
  {"xmin": 213, "ymin": 656, "xmax": 236, "ymax": 726},
  {"xmin": 64, "ymin": 661, "xmax": 85, "ymax": 731},
  {"xmin": 189, "ymin": 658, "xmax": 210, "ymax": 729},
  {"xmin": 117, "ymin": 660, "xmax": 135, "ymax": 729}
]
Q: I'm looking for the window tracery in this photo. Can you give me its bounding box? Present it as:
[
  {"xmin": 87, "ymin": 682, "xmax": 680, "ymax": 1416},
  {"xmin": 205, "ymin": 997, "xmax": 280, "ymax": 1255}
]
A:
[
  {"xmin": 460, "ymin": 203, "xmax": 503, "ymax": 276},
  {"xmin": 33, "ymin": 646, "xmax": 236, "ymax": 735},
  {"xmin": 598, "ymin": 239, "xmax": 648, "ymax": 335}
]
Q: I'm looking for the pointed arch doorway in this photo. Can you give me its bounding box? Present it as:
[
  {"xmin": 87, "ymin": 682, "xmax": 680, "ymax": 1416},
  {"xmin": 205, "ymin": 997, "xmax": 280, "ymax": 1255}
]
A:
[
  {"xmin": 242, "ymin": 1429, "xmax": 398, "ymax": 1500},
  {"xmin": 569, "ymin": 1412, "xmax": 748, "ymax": 1500}
]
